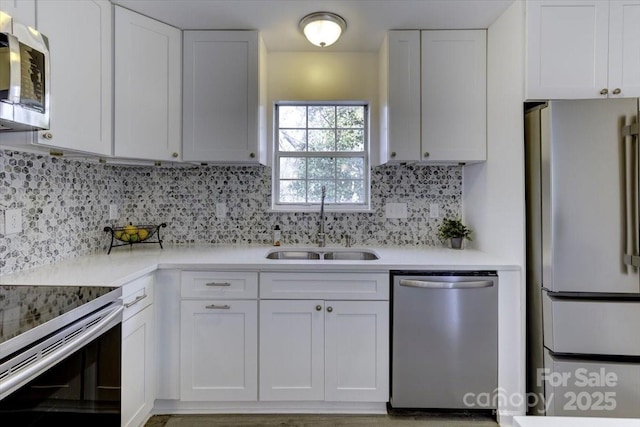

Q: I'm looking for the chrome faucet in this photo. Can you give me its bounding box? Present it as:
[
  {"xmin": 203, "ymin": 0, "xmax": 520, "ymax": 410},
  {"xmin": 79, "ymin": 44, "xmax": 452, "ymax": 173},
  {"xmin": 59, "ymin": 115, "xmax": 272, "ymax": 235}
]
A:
[{"xmin": 317, "ymin": 186, "xmax": 326, "ymax": 247}]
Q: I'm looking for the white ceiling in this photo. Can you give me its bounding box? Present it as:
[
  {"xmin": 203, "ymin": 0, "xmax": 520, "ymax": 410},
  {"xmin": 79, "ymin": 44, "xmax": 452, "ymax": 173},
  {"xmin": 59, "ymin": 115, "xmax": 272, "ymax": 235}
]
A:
[{"xmin": 111, "ymin": 0, "xmax": 515, "ymax": 52}]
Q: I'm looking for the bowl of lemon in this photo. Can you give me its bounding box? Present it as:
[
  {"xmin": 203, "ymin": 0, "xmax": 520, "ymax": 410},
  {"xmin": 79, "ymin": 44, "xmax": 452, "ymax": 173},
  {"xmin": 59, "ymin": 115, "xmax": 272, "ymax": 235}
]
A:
[{"xmin": 104, "ymin": 222, "xmax": 166, "ymax": 254}]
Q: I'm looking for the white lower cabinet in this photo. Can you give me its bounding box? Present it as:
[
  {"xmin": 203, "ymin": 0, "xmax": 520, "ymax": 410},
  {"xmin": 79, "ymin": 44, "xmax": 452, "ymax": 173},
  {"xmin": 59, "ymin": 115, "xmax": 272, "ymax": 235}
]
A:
[
  {"xmin": 121, "ymin": 275, "xmax": 155, "ymax": 427},
  {"xmin": 260, "ymin": 299, "xmax": 389, "ymax": 402},
  {"xmin": 179, "ymin": 271, "xmax": 259, "ymax": 401},
  {"xmin": 180, "ymin": 300, "xmax": 258, "ymax": 401},
  {"xmin": 259, "ymin": 273, "xmax": 389, "ymax": 403}
]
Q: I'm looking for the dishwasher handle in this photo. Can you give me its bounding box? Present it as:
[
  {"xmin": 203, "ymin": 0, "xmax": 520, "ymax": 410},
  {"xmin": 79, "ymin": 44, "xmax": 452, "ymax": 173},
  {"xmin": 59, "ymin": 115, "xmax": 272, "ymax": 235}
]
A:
[{"xmin": 398, "ymin": 278, "xmax": 494, "ymax": 289}]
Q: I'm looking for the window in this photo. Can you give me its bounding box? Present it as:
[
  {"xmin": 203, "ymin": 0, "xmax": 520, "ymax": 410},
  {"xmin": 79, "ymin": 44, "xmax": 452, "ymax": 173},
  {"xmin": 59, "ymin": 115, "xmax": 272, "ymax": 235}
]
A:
[{"xmin": 273, "ymin": 102, "xmax": 370, "ymax": 211}]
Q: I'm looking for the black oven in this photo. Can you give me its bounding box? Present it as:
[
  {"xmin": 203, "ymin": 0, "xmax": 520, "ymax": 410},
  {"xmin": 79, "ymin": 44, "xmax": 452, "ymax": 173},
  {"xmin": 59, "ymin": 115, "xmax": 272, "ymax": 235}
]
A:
[{"xmin": 0, "ymin": 285, "xmax": 123, "ymax": 426}]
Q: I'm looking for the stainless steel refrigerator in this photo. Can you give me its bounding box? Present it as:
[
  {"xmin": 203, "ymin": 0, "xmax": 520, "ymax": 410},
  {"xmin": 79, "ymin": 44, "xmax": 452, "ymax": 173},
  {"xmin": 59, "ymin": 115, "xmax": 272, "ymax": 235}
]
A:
[{"xmin": 525, "ymin": 99, "xmax": 640, "ymax": 418}]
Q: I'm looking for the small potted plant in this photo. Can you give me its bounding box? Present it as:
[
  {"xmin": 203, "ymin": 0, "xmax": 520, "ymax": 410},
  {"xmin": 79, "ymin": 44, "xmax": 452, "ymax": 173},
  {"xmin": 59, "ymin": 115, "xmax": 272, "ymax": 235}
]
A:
[{"xmin": 437, "ymin": 217, "xmax": 472, "ymax": 249}]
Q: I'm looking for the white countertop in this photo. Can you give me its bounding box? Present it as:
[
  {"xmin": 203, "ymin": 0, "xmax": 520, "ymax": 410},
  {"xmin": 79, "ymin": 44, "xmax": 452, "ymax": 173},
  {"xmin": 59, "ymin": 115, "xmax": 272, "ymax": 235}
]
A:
[{"xmin": 0, "ymin": 244, "xmax": 518, "ymax": 287}]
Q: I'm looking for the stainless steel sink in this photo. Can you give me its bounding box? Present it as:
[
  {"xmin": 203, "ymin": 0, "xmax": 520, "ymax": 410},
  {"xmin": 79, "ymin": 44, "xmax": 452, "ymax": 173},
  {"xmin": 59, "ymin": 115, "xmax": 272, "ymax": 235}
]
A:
[
  {"xmin": 265, "ymin": 249, "xmax": 379, "ymax": 260},
  {"xmin": 265, "ymin": 250, "xmax": 321, "ymax": 260},
  {"xmin": 323, "ymin": 250, "xmax": 379, "ymax": 260}
]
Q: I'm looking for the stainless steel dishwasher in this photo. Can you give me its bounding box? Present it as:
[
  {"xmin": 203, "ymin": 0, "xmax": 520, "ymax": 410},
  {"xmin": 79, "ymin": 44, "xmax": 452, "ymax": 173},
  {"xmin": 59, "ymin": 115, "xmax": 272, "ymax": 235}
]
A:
[{"xmin": 390, "ymin": 271, "xmax": 498, "ymax": 410}]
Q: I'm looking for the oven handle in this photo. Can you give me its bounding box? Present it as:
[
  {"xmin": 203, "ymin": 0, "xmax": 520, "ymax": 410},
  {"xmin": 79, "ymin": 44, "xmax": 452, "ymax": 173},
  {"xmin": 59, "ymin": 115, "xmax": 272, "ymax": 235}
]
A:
[{"xmin": 0, "ymin": 303, "xmax": 123, "ymax": 401}]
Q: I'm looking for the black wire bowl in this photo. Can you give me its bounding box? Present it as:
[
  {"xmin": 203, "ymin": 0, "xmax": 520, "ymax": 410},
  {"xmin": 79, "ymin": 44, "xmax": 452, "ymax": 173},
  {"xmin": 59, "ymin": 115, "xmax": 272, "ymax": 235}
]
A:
[{"xmin": 104, "ymin": 223, "xmax": 167, "ymax": 254}]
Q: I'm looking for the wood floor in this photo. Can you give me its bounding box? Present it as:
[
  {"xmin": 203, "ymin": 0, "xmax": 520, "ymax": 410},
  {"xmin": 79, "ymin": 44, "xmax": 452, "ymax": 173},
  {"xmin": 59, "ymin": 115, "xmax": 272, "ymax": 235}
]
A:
[{"xmin": 145, "ymin": 412, "xmax": 498, "ymax": 427}]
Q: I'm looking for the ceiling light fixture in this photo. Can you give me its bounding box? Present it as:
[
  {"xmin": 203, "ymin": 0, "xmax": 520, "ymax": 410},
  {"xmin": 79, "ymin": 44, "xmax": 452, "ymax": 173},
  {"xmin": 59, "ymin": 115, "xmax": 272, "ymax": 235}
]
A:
[{"xmin": 299, "ymin": 12, "xmax": 347, "ymax": 48}]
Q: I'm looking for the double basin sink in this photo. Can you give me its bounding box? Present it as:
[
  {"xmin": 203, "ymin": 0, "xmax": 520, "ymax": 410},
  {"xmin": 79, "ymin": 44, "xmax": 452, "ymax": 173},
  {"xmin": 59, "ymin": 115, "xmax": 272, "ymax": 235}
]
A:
[{"xmin": 266, "ymin": 248, "xmax": 379, "ymax": 261}]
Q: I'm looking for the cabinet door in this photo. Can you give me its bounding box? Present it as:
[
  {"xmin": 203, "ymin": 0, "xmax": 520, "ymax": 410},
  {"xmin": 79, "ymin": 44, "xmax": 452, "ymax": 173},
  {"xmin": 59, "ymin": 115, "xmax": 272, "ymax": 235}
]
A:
[
  {"xmin": 0, "ymin": 0, "xmax": 35, "ymax": 26},
  {"xmin": 122, "ymin": 304, "xmax": 155, "ymax": 427},
  {"xmin": 526, "ymin": 0, "xmax": 609, "ymax": 100},
  {"xmin": 608, "ymin": 0, "xmax": 640, "ymax": 97},
  {"xmin": 324, "ymin": 301, "xmax": 389, "ymax": 402},
  {"xmin": 35, "ymin": 0, "xmax": 112, "ymax": 155},
  {"xmin": 384, "ymin": 31, "xmax": 421, "ymax": 163},
  {"xmin": 182, "ymin": 31, "xmax": 260, "ymax": 163},
  {"xmin": 259, "ymin": 300, "xmax": 324, "ymax": 401},
  {"xmin": 421, "ymin": 30, "xmax": 486, "ymax": 162},
  {"xmin": 180, "ymin": 300, "xmax": 258, "ymax": 401},
  {"xmin": 114, "ymin": 6, "xmax": 181, "ymax": 161}
]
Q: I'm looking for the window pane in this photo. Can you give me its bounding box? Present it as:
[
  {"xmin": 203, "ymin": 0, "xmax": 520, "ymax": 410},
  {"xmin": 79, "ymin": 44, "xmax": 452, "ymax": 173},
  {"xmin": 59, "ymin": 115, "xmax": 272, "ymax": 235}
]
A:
[
  {"xmin": 280, "ymin": 180, "xmax": 306, "ymax": 203},
  {"xmin": 280, "ymin": 157, "xmax": 306, "ymax": 179},
  {"xmin": 337, "ymin": 129, "xmax": 364, "ymax": 151},
  {"xmin": 308, "ymin": 129, "xmax": 336, "ymax": 151},
  {"xmin": 279, "ymin": 106, "xmax": 307, "ymax": 128},
  {"xmin": 308, "ymin": 106, "xmax": 335, "ymax": 128},
  {"xmin": 308, "ymin": 180, "xmax": 335, "ymax": 203},
  {"xmin": 337, "ymin": 106, "xmax": 364, "ymax": 128},
  {"xmin": 336, "ymin": 180, "xmax": 364, "ymax": 203},
  {"xmin": 279, "ymin": 129, "xmax": 307, "ymax": 152},
  {"xmin": 308, "ymin": 157, "xmax": 335, "ymax": 179},
  {"xmin": 337, "ymin": 158, "xmax": 364, "ymax": 179}
]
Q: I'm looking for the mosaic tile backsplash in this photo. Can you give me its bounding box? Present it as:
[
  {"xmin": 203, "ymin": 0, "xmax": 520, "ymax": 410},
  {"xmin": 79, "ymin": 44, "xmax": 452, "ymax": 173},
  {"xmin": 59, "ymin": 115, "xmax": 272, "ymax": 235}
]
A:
[{"xmin": 1, "ymin": 149, "xmax": 462, "ymax": 275}]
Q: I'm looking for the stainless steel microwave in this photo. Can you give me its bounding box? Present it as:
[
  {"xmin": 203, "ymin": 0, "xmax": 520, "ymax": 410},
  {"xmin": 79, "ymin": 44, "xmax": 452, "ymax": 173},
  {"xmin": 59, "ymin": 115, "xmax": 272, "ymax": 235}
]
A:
[{"xmin": 0, "ymin": 11, "xmax": 50, "ymax": 131}]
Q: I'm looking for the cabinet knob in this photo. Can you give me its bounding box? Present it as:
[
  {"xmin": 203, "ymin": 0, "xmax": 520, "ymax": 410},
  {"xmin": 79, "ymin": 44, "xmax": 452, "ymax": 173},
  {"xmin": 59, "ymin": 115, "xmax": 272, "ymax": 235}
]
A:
[
  {"xmin": 423, "ymin": 151, "xmax": 430, "ymax": 158},
  {"xmin": 600, "ymin": 88, "xmax": 609, "ymax": 95},
  {"xmin": 390, "ymin": 152, "xmax": 396, "ymax": 158},
  {"xmin": 316, "ymin": 305, "xmax": 322, "ymax": 311},
  {"xmin": 42, "ymin": 132, "xmax": 53, "ymax": 140},
  {"xmin": 172, "ymin": 152, "xmax": 179, "ymax": 158},
  {"xmin": 250, "ymin": 152, "xmax": 256, "ymax": 158},
  {"xmin": 612, "ymin": 88, "xmax": 622, "ymax": 95},
  {"xmin": 326, "ymin": 306, "xmax": 333, "ymax": 313}
]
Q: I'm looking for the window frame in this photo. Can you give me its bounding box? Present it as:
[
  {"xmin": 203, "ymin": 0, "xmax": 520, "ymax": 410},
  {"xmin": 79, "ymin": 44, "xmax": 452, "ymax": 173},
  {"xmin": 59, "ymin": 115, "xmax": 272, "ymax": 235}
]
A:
[{"xmin": 271, "ymin": 101, "xmax": 371, "ymax": 213}]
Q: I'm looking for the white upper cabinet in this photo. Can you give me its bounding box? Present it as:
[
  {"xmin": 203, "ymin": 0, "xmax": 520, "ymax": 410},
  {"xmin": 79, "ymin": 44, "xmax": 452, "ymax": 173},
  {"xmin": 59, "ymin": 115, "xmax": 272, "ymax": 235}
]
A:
[
  {"xmin": 526, "ymin": 0, "xmax": 640, "ymax": 99},
  {"xmin": 34, "ymin": 0, "xmax": 112, "ymax": 156},
  {"xmin": 0, "ymin": 0, "xmax": 35, "ymax": 26},
  {"xmin": 379, "ymin": 30, "xmax": 486, "ymax": 165},
  {"xmin": 421, "ymin": 30, "xmax": 487, "ymax": 163},
  {"xmin": 182, "ymin": 31, "xmax": 266, "ymax": 164},
  {"xmin": 114, "ymin": 6, "xmax": 182, "ymax": 162}
]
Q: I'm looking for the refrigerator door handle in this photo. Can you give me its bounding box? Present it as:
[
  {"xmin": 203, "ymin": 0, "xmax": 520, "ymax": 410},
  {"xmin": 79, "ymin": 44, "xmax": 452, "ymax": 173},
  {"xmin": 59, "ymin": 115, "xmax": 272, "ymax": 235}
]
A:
[
  {"xmin": 623, "ymin": 120, "xmax": 640, "ymax": 269},
  {"xmin": 398, "ymin": 279, "xmax": 494, "ymax": 289}
]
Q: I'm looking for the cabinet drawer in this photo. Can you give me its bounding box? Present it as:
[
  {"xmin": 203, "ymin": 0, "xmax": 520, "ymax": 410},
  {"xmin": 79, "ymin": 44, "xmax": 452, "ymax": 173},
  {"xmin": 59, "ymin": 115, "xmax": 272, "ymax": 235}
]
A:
[
  {"xmin": 181, "ymin": 271, "xmax": 258, "ymax": 299},
  {"xmin": 260, "ymin": 273, "xmax": 389, "ymax": 300},
  {"xmin": 121, "ymin": 274, "xmax": 154, "ymax": 321}
]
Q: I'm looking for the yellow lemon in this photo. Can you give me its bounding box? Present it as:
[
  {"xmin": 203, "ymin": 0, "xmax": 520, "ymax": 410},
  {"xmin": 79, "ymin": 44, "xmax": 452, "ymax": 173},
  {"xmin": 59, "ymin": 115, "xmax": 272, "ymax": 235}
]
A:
[
  {"xmin": 114, "ymin": 230, "xmax": 123, "ymax": 239},
  {"xmin": 124, "ymin": 223, "xmax": 138, "ymax": 235},
  {"xmin": 138, "ymin": 229, "xmax": 149, "ymax": 240},
  {"xmin": 120, "ymin": 233, "xmax": 131, "ymax": 242}
]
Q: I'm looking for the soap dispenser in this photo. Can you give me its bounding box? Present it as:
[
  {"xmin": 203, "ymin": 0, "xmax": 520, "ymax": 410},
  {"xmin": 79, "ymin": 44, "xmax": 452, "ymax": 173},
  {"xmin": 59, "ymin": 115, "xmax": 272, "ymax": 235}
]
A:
[{"xmin": 273, "ymin": 225, "xmax": 281, "ymax": 246}]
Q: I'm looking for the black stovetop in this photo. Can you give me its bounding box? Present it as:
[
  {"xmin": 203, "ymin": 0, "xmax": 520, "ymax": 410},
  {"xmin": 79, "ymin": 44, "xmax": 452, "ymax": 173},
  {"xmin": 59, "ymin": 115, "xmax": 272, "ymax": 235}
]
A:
[{"xmin": 0, "ymin": 285, "xmax": 120, "ymax": 356}]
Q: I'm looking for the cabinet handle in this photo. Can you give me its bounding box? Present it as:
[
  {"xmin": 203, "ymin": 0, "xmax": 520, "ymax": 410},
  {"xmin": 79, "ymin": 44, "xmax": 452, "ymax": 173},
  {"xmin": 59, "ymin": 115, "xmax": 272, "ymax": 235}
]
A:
[
  {"xmin": 390, "ymin": 152, "xmax": 396, "ymax": 158},
  {"xmin": 172, "ymin": 152, "xmax": 179, "ymax": 158},
  {"xmin": 326, "ymin": 306, "xmax": 333, "ymax": 313},
  {"xmin": 250, "ymin": 152, "xmax": 256, "ymax": 158},
  {"xmin": 613, "ymin": 88, "xmax": 622, "ymax": 95},
  {"xmin": 423, "ymin": 151, "xmax": 430, "ymax": 158},
  {"xmin": 206, "ymin": 304, "xmax": 231, "ymax": 309},
  {"xmin": 124, "ymin": 293, "xmax": 147, "ymax": 309},
  {"xmin": 42, "ymin": 132, "xmax": 53, "ymax": 140},
  {"xmin": 600, "ymin": 88, "xmax": 609, "ymax": 95},
  {"xmin": 316, "ymin": 305, "xmax": 322, "ymax": 311},
  {"xmin": 205, "ymin": 282, "xmax": 231, "ymax": 287}
]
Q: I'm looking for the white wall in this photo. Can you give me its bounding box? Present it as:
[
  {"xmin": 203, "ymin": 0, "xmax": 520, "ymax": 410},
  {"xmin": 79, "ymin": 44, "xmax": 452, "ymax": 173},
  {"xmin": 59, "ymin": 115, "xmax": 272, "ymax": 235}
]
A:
[
  {"xmin": 266, "ymin": 52, "xmax": 379, "ymax": 165},
  {"xmin": 463, "ymin": 0, "xmax": 527, "ymax": 423}
]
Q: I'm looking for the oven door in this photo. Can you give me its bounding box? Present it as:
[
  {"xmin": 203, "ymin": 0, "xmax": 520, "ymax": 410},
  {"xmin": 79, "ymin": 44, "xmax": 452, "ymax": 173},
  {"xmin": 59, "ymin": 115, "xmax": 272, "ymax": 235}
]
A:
[{"xmin": 0, "ymin": 303, "xmax": 123, "ymax": 426}]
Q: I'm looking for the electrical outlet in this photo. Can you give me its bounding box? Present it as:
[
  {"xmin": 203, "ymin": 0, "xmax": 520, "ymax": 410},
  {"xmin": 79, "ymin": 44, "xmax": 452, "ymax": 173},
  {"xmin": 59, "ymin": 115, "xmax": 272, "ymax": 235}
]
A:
[
  {"xmin": 216, "ymin": 203, "xmax": 227, "ymax": 218},
  {"xmin": 4, "ymin": 208, "xmax": 22, "ymax": 234},
  {"xmin": 429, "ymin": 203, "xmax": 439, "ymax": 218},
  {"xmin": 109, "ymin": 204, "xmax": 119, "ymax": 220},
  {"xmin": 385, "ymin": 203, "xmax": 408, "ymax": 219}
]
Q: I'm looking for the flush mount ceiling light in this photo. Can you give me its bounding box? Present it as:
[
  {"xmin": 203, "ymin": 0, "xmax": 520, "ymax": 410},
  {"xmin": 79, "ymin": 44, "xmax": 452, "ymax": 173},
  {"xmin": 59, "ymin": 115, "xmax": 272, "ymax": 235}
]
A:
[{"xmin": 299, "ymin": 12, "xmax": 347, "ymax": 48}]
